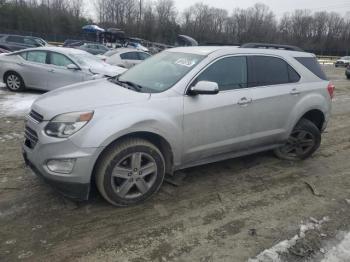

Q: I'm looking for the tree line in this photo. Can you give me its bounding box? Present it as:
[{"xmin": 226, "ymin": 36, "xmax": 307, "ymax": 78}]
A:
[{"xmin": 1, "ymin": 0, "xmax": 350, "ymax": 55}]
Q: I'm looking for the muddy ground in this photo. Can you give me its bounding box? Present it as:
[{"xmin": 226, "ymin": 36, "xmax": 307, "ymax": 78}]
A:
[{"xmin": 0, "ymin": 66, "xmax": 350, "ymax": 262}]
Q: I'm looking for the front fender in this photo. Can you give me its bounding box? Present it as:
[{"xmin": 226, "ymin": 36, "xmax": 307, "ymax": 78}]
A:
[{"xmin": 69, "ymin": 103, "xmax": 183, "ymax": 165}]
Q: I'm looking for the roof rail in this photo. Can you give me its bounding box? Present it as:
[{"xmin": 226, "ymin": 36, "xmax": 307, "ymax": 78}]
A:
[{"xmin": 240, "ymin": 43, "xmax": 304, "ymax": 52}]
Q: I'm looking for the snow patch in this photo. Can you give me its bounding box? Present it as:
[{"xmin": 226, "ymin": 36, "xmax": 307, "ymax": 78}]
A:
[
  {"xmin": 249, "ymin": 217, "xmax": 329, "ymax": 262},
  {"xmin": 0, "ymin": 87, "xmax": 40, "ymax": 116},
  {"xmin": 322, "ymin": 232, "xmax": 350, "ymax": 262}
]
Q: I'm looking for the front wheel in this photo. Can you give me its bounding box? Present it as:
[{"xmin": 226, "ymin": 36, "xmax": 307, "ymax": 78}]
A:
[
  {"xmin": 95, "ymin": 138, "xmax": 165, "ymax": 206},
  {"xmin": 274, "ymin": 119, "xmax": 321, "ymax": 161}
]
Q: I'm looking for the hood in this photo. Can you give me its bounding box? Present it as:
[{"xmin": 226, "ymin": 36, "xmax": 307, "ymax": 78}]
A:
[
  {"xmin": 32, "ymin": 79, "xmax": 150, "ymax": 120},
  {"xmin": 89, "ymin": 64, "xmax": 126, "ymax": 77}
]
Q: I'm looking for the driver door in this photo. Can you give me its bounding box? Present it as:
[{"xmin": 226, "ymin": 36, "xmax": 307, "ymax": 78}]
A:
[{"xmin": 183, "ymin": 56, "xmax": 253, "ymax": 165}]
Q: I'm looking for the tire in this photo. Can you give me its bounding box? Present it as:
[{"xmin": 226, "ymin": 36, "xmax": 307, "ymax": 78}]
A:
[
  {"xmin": 4, "ymin": 72, "xmax": 25, "ymax": 92},
  {"xmin": 95, "ymin": 138, "xmax": 165, "ymax": 206},
  {"xmin": 347, "ymin": 75, "xmax": 350, "ymax": 80},
  {"xmin": 274, "ymin": 119, "xmax": 321, "ymax": 161}
]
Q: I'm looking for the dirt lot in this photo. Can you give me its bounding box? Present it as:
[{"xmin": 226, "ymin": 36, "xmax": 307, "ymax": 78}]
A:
[{"xmin": 0, "ymin": 66, "xmax": 350, "ymax": 262}]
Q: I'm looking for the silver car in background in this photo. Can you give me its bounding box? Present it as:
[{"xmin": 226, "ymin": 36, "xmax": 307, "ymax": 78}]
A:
[
  {"xmin": 0, "ymin": 47, "xmax": 126, "ymax": 91},
  {"xmin": 102, "ymin": 48, "xmax": 151, "ymax": 68}
]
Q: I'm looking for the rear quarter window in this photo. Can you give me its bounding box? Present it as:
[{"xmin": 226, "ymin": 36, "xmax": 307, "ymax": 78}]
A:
[
  {"xmin": 248, "ymin": 56, "xmax": 299, "ymax": 86},
  {"xmin": 294, "ymin": 57, "xmax": 328, "ymax": 80}
]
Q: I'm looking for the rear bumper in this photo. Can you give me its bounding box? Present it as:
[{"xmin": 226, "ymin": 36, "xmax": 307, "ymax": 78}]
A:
[{"xmin": 23, "ymin": 150, "xmax": 90, "ymax": 200}]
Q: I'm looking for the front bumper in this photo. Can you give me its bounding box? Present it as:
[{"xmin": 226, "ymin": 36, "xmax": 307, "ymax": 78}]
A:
[
  {"xmin": 22, "ymin": 117, "xmax": 104, "ymax": 200},
  {"xmin": 23, "ymin": 150, "xmax": 90, "ymax": 200}
]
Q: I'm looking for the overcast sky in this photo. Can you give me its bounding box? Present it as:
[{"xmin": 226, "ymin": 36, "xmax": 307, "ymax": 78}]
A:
[
  {"xmin": 86, "ymin": 0, "xmax": 350, "ymax": 20},
  {"xmin": 172, "ymin": 0, "xmax": 350, "ymax": 16}
]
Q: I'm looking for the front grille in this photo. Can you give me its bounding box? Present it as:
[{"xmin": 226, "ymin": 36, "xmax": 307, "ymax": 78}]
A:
[
  {"xmin": 24, "ymin": 126, "xmax": 39, "ymax": 149},
  {"xmin": 29, "ymin": 110, "xmax": 44, "ymax": 123}
]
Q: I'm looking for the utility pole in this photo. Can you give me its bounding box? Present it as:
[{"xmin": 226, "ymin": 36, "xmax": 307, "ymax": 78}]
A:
[{"xmin": 139, "ymin": 0, "xmax": 142, "ymax": 34}]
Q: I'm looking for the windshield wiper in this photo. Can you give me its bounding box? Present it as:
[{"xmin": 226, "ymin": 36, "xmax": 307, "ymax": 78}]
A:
[{"xmin": 109, "ymin": 76, "xmax": 143, "ymax": 92}]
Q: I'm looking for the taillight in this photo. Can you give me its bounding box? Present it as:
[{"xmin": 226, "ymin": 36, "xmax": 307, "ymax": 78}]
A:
[{"xmin": 327, "ymin": 82, "xmax": 335, "ymax": 99}]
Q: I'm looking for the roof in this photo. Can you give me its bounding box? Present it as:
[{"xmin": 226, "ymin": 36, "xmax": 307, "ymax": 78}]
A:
[
  {"xmin": 167, "ymin": 46, "xmax": 314, "ymax": 58},
  {"xmin": 168, "ymin": 46, "xmax": 232, "ymax": 55},
  {"xmin": 17, "ymin": 46, "xmax": 88, "ymax": 55}
]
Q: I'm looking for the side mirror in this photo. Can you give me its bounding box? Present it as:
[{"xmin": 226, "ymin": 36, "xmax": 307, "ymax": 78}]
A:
[
  {"xmin": 189, "ymin": 81, "xmax": 219, "ymax": 95},
  {"xmin": 67, "ymin": 64, "xmax": 79, "ymax": 70}
]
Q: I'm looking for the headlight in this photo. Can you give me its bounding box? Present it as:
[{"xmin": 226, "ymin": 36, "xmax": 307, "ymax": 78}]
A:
[{"xmin": 45, "ymin": 111, "xmax": 94, "ymax": 138}]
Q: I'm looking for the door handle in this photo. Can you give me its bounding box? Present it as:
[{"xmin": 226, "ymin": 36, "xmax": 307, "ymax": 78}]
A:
[
  {"xmin": 17, "ymin": 62, "xmax": 24, "ymax": 66},
  {"xmin": 48, "ymin": 69, "xmax": 55, "ymax": 73},
  {"xmin": 290, "ymin": 88, "xmax": 300, "ymax": 95},
  {"xmin": 237, "ymin": 97, "xmax": 253, "ymax": 106}
]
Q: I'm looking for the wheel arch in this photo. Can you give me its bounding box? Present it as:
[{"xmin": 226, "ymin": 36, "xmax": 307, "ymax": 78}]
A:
[
  {"xmin": 91, "ymin": 131, "xmax": 175, "ymax": 185},
  {"xmin": 299, "ymin": 109, "xmax": 325, "ymax": 131},
  {"xmin": 3, "ymin": 70, "xmax": 24, "ymax": 83}
]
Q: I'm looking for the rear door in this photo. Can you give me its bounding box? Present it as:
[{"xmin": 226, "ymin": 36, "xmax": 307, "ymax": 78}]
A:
[
  {"xmin": 46, "ymin": 52, "xmax": 85, "ymax": 90},
  {"xmin": 183, "ymin": 56, "xmax": 253, "ymax": 164},
  {"xmin": 20, "ymin": 50, "xmax": 49, "ymax": 89},
  {"xmin": 247, "ymin": 55, "xmax": 302, "ymax": 148}
]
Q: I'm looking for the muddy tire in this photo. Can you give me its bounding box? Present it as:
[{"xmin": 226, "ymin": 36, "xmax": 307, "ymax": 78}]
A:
[
  {"xmin": 5, "ymin": 72, "xmax": 25, "ymax": 92},
  {"xmin": 274, "ymin": 119, "xmax": 321, "ymax": 161},
  {"xmin": 95, "ymin": 138, "xmax": 165, "ymax": 206}
]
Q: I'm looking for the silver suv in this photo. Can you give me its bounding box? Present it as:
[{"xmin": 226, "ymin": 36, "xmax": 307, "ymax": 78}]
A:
[{"xmin": 23, "ymin": 44, "xmax": 334, "ymax": 206}]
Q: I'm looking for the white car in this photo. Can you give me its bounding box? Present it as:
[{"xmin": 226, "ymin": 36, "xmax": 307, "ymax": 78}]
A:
[
  {"xmin": 0, "ymin": 47, "xmax": 126, "ymax": 92},
  {"xmin": 104, "ymin": 48, "xmax": 151, "ymax": 68},
  {"xmin": 335, "ymin": 56, "xmax": 350, "ymax": 67}
]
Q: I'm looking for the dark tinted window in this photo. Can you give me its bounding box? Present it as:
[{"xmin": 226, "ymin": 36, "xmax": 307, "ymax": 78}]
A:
[
  {"xmin": 295, "ymin": 57, "xmax": 328, "ymax": 80},
  {"xmin": 196, "ymin": 56, "xmax": 247, "ymax": 91},
  {"xmin": 138, "ymin": 52, "xmax": 151, "ymax": 60},
  {"xmin": 288, "ymin": 65, "xmax": 301, "ymax": 83},
  {"xmin": 248, "ymin": 56, "xmax": 292, "ymax": 86},
  {"xmin": 23, "ymin": 37, "xmax": 36, "ymax": 46},
  {"xmin": 120, "ymin": 52, "xmax": 140, "ymax": 60},
  {"xmin": 6, "ymin": 36, "xmax": 24, "ymax": 43}
]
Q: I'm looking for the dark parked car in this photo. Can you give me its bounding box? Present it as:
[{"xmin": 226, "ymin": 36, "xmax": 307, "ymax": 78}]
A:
[
  {"xmin": 0, "ymin": 34, "xmax": 47, "ymax": 51},
  {"xmin": 346, "ymin": 65, "xmax": 350, "ymax": 79},
  {"xmin": 77, "ymin": 43, "xmax": 109, "ymax": 55},
  {"xmin": 63, "ymin": 39, "xmax": 97, "ymax": 48},
  {"xmin": 335, "ymin": 56, "xmax": 350, "ymax": 67},
  {"xmin": 0, "ymin": 47, "xmax": 9, "ymax": 54}
]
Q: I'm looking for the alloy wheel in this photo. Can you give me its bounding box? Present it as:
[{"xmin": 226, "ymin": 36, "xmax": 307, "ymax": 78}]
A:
[
  {"xmin": 280, "ymin": 130, "xmax": 316, "ymax": 158},
  {"xmin": 111, "ymin": 152, "xmax": 158, "ymax": 199},
  {"xmin": 6, "ymin": 74, "xmax": 21, "ymax": 90}
]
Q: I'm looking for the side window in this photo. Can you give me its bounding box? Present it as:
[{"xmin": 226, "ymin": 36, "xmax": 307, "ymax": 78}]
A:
[
  {"xmin": 19, "ymin": 52, "xmax": 27, "ymax": 60},
  {"xmin": 120, "ymin": 52, "xmax": 140, "ymax": 60},
  {"xmin": 248, "ymin": 56, "xmax": 291, "ymax": 86},
  {"xmin": 288, "ymin": 65, "xmax": 301, "ymax": 83},
  {"xmin": 7, "ymin": 36, "xmax": 24, "ymax": 43},
  {"xmin": 50, "ymin": 52, "xmax": 74, "ymax": 67},
  {"xmin": 195, "ymin": 56, "xmax": 247, "ymax": 91},
  {"xmin": 26, "ymin": 51, "xmax": 47, "ymax": 64},
  {"xmin": 138, "ymin": 52, "xmax": 151, "ymax": 60},
  {"xmin": 294, "ymin": 57, "xmax": 328, "ymax": 80},
  {"xmin": 23, "ymin": 37, "xmax": 36, "ymax": 46}
]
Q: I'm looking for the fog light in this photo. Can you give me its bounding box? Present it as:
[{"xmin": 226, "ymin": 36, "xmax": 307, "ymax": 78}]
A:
[{"xmin": 47, "ymin": 159, "xmax": 76, "ymax": 174}]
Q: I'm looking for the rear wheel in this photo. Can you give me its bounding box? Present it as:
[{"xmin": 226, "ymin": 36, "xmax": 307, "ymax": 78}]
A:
[
  {"xmin": 274, "ymin": 119, "xmax": 321, "ymax": 161},
  {"xmin": 95, "ymin": 138, "xmax": 165, "ymax": 206},
  {"xmin": 5, "ymin": 72, "xmax": 25, "ymax": 92}
]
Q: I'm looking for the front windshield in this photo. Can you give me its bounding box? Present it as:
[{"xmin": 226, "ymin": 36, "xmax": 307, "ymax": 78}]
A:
[
  {"xmin": 118, "ymin": 51, "xmax": 205, "ymax": 93},
  {"xmin": 70, "ymin": 53, "xmax": 106, "ymax": 67}
]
